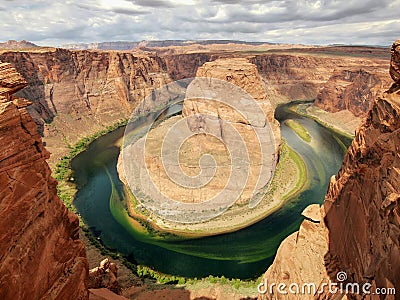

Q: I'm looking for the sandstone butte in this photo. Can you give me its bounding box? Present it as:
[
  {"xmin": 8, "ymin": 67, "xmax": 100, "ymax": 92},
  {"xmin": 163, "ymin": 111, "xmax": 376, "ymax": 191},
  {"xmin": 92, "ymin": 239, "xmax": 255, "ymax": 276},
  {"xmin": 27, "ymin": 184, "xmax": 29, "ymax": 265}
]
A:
[
  {"xmin": 0, "ymin": 40, "xmax": 399, "ymax": 300},
  {"xmin": 125, "ymin": 58, "xmax": 280, "ymax": 208},
  {"xmin": 181, "ymin": 57, "xmax": 281, "ymax": 204},
  {"xmin": 0, "ymin": 62, "xmax": 88, "ymax": 299},
  {"xmin": 259, "ymin": 39, "xmax": 400, "ymax": 300}
]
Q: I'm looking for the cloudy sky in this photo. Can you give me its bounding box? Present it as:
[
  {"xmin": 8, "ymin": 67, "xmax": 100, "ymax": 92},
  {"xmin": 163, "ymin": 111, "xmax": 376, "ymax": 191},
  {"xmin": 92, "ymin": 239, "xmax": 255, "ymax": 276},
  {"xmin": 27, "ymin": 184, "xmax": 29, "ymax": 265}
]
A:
[{"xmin": 1, "ymin": 0, "xmax": 399, "ymax": 46}]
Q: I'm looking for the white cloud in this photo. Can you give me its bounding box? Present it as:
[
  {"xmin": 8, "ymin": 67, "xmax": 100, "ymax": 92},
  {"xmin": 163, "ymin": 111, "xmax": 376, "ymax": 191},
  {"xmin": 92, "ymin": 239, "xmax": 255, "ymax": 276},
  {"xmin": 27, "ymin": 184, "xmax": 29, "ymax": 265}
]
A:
[{"xmin": 0, "ymin": 0, "xmax": 399, "ymax": 46}]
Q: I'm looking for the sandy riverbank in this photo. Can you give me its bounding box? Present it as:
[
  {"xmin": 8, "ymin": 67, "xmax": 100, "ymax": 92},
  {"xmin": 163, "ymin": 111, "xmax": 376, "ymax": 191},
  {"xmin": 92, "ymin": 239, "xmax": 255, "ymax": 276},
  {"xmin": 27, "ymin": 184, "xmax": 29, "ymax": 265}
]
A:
[{"xmin": 296, "ymin": 103, "xmax": 360, "ymax": 137}]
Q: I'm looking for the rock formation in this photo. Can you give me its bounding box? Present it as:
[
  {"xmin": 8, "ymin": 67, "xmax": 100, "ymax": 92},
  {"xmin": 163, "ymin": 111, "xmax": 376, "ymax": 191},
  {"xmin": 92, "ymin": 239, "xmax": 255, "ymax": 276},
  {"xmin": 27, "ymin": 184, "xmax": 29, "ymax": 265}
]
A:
[
  {"xmin": 183, "ymin": 57, "xmax": 281, "ymax": 150},
  {"xmin": 0, "ymin": 49, "xmax": 172, "ymax": 166},
  {"xmin": 121, "ymin": 57, "xmax": 279, "ymax": 225},
  {"xmin": 323, "ymin": 89, "xmax": 400, "ymax": 297},
  {"xmin": 0, "ymin": 40, "xmax": 38, "ymax": 49},
  {"xmin": 314, "ymin": 69, "xmax": 384, "ymax": 117},
  {"xmin": 89, "ymin": 258, "xmax": 121, "ymax": 295},
  {"xmin": 0, "ymin": 62, "xmax": 88, "ymax": 299},
  {"xmin": 251, "ymin": 53, "xmax": 389, "ymax": 109},
  {"xmin": 258, "ymin": 205, "xmax": 329, "ymax": 300},
  {"xmin": 0, "ymin": 41, "xmax": 397, "ymax": 299},
  {"xmin": 0, "ymin": 47, "xmax": 389, "ymax": 168},
  {"xmin": 180, "ymin": 58, "xmax": 280, "ymax": 204},
  {"xmin": 259, "ymin": 41, "xmax": 400, "ymax": 300},
  {"xmin": 390, "ymin": 39, "xmax": 400, "ymax": 84},
  {"xmin": 186, "ymin": 58, "xmax": 279, "ymax": 130}
]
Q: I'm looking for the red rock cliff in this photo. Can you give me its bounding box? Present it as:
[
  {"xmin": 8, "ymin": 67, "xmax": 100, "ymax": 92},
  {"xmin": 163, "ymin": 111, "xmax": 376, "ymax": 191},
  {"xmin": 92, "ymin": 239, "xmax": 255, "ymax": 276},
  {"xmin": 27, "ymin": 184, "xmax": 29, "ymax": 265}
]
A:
[
  {"xmin": 252, "ymin": 53, "xmax": 390, "ymax": 111},
  {"xmin": 314, "ymin": 69, "xmax": 384, "ymax": 117},
  {"xmin": 259, "ymin": 41, "xmax": 400, "ymax": 300},
  {"xmin": 0, "ymin": 62, "xmax": 88, "ymax": 299},
  {"xmin": 0, "ymin": 49, "xmax": 173, "ymax": 166},
  {"xmin": 323, "ymin": 78, "xmax": 400, "ymax": 297}
]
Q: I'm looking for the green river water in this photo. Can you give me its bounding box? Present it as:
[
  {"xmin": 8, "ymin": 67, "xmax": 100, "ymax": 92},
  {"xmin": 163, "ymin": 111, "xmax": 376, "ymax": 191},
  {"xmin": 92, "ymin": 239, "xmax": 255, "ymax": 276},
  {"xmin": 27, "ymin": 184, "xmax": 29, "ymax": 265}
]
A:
[{"xmin": 72, "ymin": 102, "xmax": 352, "ymax": 279}]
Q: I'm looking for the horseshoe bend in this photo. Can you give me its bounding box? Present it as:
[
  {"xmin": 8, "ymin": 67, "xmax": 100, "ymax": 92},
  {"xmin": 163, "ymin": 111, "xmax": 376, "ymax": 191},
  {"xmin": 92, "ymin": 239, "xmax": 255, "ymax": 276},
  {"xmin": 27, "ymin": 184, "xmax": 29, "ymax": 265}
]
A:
[
  {"xmin": 0, "ymin": 39, "xmax": 399, "ymax": 299},
  {"xmin": 117, "ymin": 58, "xmax": 289, "ymax": 233}
]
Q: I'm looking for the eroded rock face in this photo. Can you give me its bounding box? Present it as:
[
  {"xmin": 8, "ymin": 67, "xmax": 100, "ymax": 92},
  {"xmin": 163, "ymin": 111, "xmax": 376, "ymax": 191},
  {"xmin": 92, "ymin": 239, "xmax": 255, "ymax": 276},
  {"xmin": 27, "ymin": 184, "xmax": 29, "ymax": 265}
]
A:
[
  {"xmin": 183, "ymin": 58, "xmax": 281, "ymax": 150},
  {"xmin": 390, "ymin": 39, "xmax": 400, "ymax": 84},
  {"xmin": 258, "ymin": 206, "xmax": 329, "ymax": 300},
  {"xmin": 181, "ymin": 58, "xmax": 280, "ymax": 205},
  {"xmin": 323, "ymin": 90, "xmax": 400, "ymax": 296},
  {"xmin": 89, "ymin": 258, "xmax": 121, "ymax": 295},
  {"xmin": 314, "ymin": 69, "xmax": 383, "ymax": 117},
  {"xmin": 252, "ymin": 53, "xmax": 390, "ymax": 109},
  {"xmin": 0, "ymin": 62, "xmax": 88, "ymax": 299},
  {"xmin": 259, "ymin": 41, "xmax": 400, "ymax": 300},
  {"xmin": 0, "ymin": 49, "xmax": 172, "ymax": 166}
]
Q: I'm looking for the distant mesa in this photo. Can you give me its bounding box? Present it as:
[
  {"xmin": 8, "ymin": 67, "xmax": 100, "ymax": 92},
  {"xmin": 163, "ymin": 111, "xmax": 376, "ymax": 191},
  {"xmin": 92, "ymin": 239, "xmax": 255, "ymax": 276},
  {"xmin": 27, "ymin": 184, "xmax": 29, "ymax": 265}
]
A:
[
  {"xmin": 0, "ymin": 40, "xmax": 38, "ymax": 49},
  {"xmin": 62, "ymin": 39, "xmax": 273, "ymax": 50}
]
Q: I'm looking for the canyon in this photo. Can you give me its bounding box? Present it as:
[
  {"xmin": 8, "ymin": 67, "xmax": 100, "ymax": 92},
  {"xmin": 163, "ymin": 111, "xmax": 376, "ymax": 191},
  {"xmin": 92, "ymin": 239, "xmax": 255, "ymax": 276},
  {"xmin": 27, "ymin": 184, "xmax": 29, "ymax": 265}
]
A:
[
  {"xmin": 0, "ymin": 45, "xmax": 390, "ymax": 168},
  {"xmin": 0, "ymin": 40, "xmax": 399, "ymax": 299}
]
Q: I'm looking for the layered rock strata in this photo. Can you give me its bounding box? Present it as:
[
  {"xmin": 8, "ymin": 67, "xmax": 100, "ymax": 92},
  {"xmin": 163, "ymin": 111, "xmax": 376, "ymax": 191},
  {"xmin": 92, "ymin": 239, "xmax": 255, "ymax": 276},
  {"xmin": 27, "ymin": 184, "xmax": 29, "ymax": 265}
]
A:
[
  {"xmin": 180, "ymin": 58, "xmax": 280, "ymax": 204},
  {"xmin": 390, "ymin": 39, "xmax": 400, "ymax": 84},
  {"xmin": 251, "ymin": 53, "xmax": 389, "ymax": 111},
  {"xmin": 259, "ymin": 41, "xmax": 400, "ymax": 300},
  {"xmin": 0, "ymin": 62, "xmax": 88, "ymax": 299},
  {"xmin": 314, "ymin": 69, "xmax": 383, "ymax": 117},
  {"xmin": 322, "ymin": 89, "xmax": 400, "ymax": 298},
  {"xmin": 0, "ymin": 49, "xmax": 172, "ymax": 166},
  {"xmin": 0, "ymin": 48, "xmax": 389, "ymax": 166},
  {"xmin": 184, "ymin": 57, "xmax": 281, "ymax": 146}
]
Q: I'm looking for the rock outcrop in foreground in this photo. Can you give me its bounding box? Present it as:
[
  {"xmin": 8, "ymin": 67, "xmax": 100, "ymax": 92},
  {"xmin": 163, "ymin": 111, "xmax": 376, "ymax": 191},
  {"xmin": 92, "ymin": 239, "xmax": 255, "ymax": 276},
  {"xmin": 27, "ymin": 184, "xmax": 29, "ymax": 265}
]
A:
[
  {"xmin": 259, "ymin": 41, "xmax": 400, "ymax": 300},
  {"xmin": 89, "ymin": 258, "xmax": 121, "ymax": 295},
  {"xmin": 0, "ymin": 62, "xmax": 88, "ymax": 299}
]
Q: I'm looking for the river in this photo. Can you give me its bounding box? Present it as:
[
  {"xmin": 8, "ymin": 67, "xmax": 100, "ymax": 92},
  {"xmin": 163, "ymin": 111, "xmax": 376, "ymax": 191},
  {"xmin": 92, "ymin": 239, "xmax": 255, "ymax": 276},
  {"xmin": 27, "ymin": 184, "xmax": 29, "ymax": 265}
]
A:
[{"xmin": 72, "ymin": 102, "xmax": 352, "ymax": 279}]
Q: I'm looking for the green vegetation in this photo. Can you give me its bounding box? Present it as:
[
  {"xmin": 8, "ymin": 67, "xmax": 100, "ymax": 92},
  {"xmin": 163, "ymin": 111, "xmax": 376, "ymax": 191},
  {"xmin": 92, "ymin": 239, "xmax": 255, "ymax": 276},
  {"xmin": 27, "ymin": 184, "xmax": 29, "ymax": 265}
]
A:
[
  {"xmin": 136, "ymin": 265, "xmax": 184, "ymax": 284},
  {"xmin": 51, "ymin": 118, "xmax": 255, "ymax": 288},
  {"xmin": 292, "ymin": 103, "xmax": 355, "ymax": 140},
  {"xmin": 51, "ymin": 108, "xmax": 310, "ymax": 290},
  {"xmin": 136, "ymin": 264, "xmax": 263, "ymax": 289},
  {"xmin": 285, "ymin": 119, "xmax": 311, "ymax": 142},
  {"xmin": 282, "ymin": 140, "xmax": 308, "ymax": 195},
  {"xmin": 54, "ymin": 119, "xmax": 127, "ymax": 212}
]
